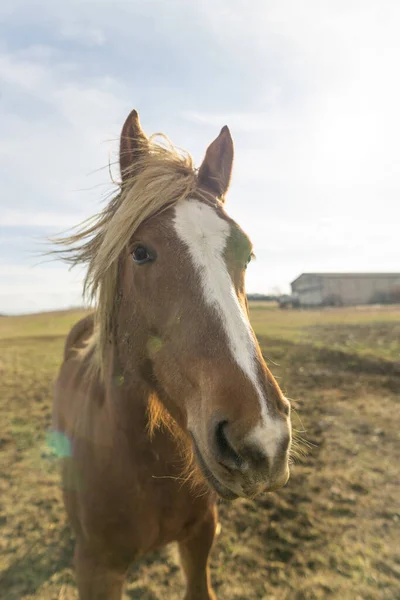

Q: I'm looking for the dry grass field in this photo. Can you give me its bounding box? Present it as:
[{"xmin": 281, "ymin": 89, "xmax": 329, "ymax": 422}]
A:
[{"xmin": 0, "ymin": 304, "xmax": 399, "ymax": 599}]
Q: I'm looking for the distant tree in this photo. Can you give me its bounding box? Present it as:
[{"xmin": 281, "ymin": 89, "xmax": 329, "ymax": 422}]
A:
[{"xmin": 247, "ymin": 293, "xmax": 277, "ymax": 302}]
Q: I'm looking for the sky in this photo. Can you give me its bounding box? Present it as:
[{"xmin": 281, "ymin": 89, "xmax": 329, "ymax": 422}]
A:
[{"xmin": 0, "ymin": 0, "xmax": 399, "ymax": 314}]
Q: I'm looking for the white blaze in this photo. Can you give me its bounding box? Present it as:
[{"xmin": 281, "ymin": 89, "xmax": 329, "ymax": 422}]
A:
[{"xmin": 173, "ymin": 199, "xmax": 268, "ymax": 422}]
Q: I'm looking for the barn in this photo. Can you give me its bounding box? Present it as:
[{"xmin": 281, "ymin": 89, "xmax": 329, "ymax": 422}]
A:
[{"xmin": 290, "ymin": 273, "xmax": 400, "ymax": 307}]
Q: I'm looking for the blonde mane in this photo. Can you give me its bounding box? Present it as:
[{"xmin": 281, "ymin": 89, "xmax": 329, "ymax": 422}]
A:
[{"xmin": 53, "ymin": 135, "xmax": 202, "ymax": 374}]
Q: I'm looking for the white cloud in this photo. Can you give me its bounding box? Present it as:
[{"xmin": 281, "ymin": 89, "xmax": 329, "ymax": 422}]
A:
[
  {"xmin": 182, "ymin": 110, "xmax": 297, "ymax": 133},
  {"xmin": 0, "ymin": 54, "xmax": 47, "ymax": 90},
  {"xmin": 0, "ymin": 49, "xmax": 125, "ymax": 217},
  {"xmin": 60, "ymin": 24, "xmax": 105, "ymax": 46},
  {"xmin": 0, "ymin": 47, "xmax": 127, "ymax": 312},
  {"xmin": 0, "ymin": 265, "xmax": 85, "ymax": 314},
  {"xmin": 1, "ymin": 209, "xmax": 89, "ymax": 228}
]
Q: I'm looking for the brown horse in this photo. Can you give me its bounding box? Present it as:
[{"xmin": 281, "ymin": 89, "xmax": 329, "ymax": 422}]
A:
[{"xmin": 52, "ymin": 109, "xmax": 292, "ymax": 600}]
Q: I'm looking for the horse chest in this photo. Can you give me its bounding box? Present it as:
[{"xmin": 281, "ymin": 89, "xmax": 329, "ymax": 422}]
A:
[
  {"xmin": 128, "ymin": 448, "xmax": 213, "ymax": 547},
  {"xmin": 84, "ymin": 436, "xmax": 214, "ymax": 556}
]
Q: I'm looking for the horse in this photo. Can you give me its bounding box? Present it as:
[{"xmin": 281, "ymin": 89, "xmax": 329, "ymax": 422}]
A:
[{"xmin": 52, "ymin": 109, "xmax": 292, "ymax": 600}]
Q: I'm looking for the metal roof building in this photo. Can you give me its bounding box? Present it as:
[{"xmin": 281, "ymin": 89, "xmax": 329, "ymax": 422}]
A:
[{"xmin": 290, "ymin": 273, "xmax": 400, "ymax": 306}]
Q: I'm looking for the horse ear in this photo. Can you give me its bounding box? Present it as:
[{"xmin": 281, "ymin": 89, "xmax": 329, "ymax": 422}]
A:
[
  {"xmin": 119, "ymin": 109, "xmax": 148, "ymax": 182},
  {"xmin": 197, "ymin": 126, "xmax": 234, "ymax": 198}
]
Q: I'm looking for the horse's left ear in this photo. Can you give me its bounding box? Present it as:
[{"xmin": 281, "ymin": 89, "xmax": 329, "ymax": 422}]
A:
[
  {"xmin": 119, "ymin": 109, "xmax": 148, "ymax": 182},
  {"xmin": 198, "ymin": 126, "xmax": 234, "ymax": 199}
]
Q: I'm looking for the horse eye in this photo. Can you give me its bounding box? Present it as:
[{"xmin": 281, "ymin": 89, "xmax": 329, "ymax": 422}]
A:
[
  {"xmin": 132, "ymin": 245, "xmax": 151, "ymax": 264},
  {"xmin": 245, "ymin": 253, "xmax": 253, "ymax": 268}
]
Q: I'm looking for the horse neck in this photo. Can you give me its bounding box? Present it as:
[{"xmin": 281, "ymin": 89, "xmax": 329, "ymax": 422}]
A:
[
  {"xmin": 108, "ymin": 316, "xmax": 187, "ymax": 438},
  {"xmin": 100, "ymin": 335, "xmax": 149, "ymax": 435}
]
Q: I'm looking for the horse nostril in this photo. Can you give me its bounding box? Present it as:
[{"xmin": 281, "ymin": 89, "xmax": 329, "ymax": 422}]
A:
[{"xmin": 214, "ymin": 421, "xmax": 243, "ymax": 470}]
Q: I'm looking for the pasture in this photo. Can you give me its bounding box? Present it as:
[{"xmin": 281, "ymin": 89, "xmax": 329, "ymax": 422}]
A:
[{"xmin": 0, "ymin": 304, "xmax": 399, "ymax": 599}]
